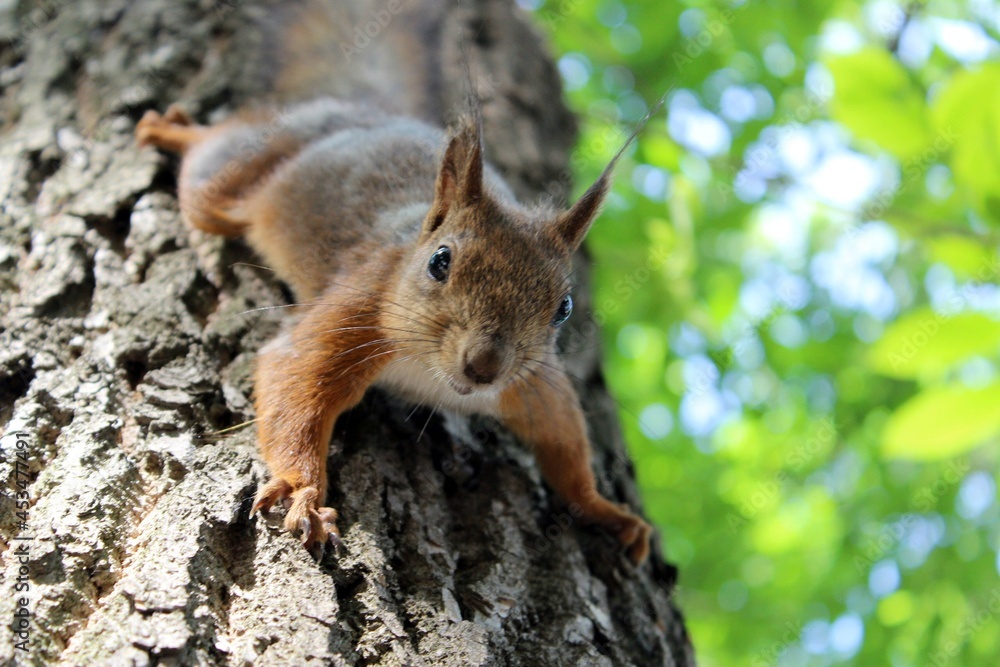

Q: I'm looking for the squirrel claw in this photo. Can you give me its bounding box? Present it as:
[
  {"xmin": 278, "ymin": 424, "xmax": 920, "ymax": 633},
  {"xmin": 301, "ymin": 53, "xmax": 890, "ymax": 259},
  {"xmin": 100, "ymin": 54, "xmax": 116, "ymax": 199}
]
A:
[
  {"xmin": 253, "ymin": 478, "xmax": 341, "ymax": 554},
  {"xmin": 135, "ymin": 110, "xmax": 163, "ymax": 148},
  {"xmin": 289, "ymin": 503, "xmax": 340, "ymax": 555},
  {"xmin": 135, "ymin": 104, "xmax": 200, "ymax": 152},
  {"xmin": 307, "ymin": 541, "xmax": 325, "ymax": 562},
  {"xmin": 252, "ymin": 477, "xmax": 293, "ymax": 514},
  {"xmin": 161, "ymin": 104, "xmax": 192, "ymax": 126},
  {"xmin": 617, "ymin": 514, "xmax": 652, "ymax": 566}
]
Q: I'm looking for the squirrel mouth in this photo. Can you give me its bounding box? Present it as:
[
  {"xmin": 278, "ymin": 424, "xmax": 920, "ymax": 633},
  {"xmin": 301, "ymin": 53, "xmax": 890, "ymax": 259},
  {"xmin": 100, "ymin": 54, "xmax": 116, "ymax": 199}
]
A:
[{"xmin": 448, "ymin": 379, "xmax": 474, "ymax": 396}]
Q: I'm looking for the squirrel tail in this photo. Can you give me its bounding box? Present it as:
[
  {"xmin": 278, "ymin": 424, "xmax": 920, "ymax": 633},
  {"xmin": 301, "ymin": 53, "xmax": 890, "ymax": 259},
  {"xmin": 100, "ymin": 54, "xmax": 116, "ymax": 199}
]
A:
[{"xmin": 226, "ymin": 0, "xmax": 445, "ymax": 122}]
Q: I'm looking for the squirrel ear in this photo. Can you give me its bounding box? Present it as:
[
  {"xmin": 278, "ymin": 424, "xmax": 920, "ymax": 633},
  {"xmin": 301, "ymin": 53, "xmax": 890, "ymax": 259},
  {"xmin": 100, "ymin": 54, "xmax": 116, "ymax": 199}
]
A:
[
  {"xmin": 424, "ymin": 119, "xmax": 484, "ymax": 235},
  {"xmin": 553, "ymin": 168, "xmax": 611, "ymax": 250}
]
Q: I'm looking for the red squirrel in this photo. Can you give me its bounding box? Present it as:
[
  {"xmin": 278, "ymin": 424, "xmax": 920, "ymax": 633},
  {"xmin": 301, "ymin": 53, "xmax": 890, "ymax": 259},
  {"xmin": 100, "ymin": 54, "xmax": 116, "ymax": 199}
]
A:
[{"xmin": 135, "ymin": 95, "xmax": 653, "ymax": 564}]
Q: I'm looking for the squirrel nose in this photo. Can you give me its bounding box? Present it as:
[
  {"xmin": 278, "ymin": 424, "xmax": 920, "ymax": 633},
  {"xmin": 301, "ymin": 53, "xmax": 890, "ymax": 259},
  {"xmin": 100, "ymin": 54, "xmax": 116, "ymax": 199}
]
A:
[{"xmin": 463, "ymin": 347, "xmax": 502, "ymax": 385}]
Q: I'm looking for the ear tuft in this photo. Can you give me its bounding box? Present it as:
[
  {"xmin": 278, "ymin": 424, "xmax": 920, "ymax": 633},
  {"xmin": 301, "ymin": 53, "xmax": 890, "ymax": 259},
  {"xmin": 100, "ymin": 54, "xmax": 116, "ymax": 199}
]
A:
[{"xmin": 551, "ymin": 94, "xmax": 665, "ymax": 250}]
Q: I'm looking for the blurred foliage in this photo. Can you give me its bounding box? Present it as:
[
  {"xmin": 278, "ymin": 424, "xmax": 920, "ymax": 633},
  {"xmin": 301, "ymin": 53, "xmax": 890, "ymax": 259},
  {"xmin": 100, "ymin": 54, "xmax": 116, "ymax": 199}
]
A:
[{"xmin": 526, "ymin": 0, "xmax": 1000, "ymax": 665}]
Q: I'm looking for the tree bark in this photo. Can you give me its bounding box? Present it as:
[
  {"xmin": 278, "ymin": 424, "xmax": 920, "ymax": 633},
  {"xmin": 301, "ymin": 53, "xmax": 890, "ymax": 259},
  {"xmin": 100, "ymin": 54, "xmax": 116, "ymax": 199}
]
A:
[{"xmin": 0, "ymin": 1, "xmax": 695, "ymax": 665}]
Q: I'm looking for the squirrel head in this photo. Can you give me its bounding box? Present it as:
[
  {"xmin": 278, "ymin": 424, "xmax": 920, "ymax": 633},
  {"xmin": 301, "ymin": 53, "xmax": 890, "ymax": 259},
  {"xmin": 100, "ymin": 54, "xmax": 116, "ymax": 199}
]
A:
[{"xmin": 384, "ymin": 117, "xmax": 613, "ymax": 397}]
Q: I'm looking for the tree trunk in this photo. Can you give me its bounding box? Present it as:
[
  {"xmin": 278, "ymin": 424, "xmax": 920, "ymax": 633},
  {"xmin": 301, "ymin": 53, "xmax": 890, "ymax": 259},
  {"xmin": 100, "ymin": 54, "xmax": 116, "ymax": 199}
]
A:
[{"xmin": 0, "ymin": 1, "xmax": 695, "ymax": 665}]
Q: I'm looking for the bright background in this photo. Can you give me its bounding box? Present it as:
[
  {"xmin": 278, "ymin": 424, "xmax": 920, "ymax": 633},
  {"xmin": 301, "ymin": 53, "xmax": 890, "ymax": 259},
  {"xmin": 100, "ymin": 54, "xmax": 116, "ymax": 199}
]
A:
[{"xmin": 525, "ymin": 0, "xmax": 1000, "ymax": 665}]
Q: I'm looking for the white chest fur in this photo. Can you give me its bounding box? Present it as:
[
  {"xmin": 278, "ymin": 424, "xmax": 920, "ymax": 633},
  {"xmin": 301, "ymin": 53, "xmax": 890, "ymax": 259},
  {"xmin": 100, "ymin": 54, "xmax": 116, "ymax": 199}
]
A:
[{"xmin": 373, "ymin": 353, "xmax": 501, "ymax": 417}]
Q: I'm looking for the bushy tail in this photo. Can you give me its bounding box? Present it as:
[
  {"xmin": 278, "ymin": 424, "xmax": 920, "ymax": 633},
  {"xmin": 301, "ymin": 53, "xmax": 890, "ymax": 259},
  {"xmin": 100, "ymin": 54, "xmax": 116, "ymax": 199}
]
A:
[{"xmin": 229, "ymin": 0, "xmax": 446, "ymax": 122}]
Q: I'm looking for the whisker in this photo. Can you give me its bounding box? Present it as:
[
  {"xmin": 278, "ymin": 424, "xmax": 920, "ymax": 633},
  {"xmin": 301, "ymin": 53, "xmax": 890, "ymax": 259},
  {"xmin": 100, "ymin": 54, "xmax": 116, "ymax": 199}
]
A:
[
  {"xmin": 321, "ymin": 279, "xmax": 450, "ymax": 330},
  {"xmin": 209, "ymin": 418, "xmax": 257, "ymax": 435},
  {"xmin": 317, "ymin": 324, "xmax": 429, "ymax": 338},
  {"xmin": 336, "ymin": 347, "xmax": 401, "ymax": 378},
  {"xmin": 329, "ymin": 338, "xmax": 435, "ymax": 361},
  {"xmin": 417, "ymin": 400, "xmax": 440, "ymax": 442},
  {"xmin": 235, "ymin": 302, "xmax": 428, "ymax": 328},
  {"xmin": 510, "ymin": 366, "xmax": 544, "ymax": 438},
  {"xmin": 236, "ymin": 300, "xmax": 446, "ymax": 339},
  {"xmin": 525, "ymin": 363, "xmax": 577, "ymax": 406},
  {"xmin": 378, "ymin": 348, "xmax": 439, "ymax": 371},
  {"xmin": 528, "ymin": 357, "xmax": 654, "ymax": 432},
  {"xmin": 289, "ymin": 322, "xmax": 439, "ymax": 349},
  {"xmin": 230, "ymin": 261, "xmax": 278, "ymax": 272}
]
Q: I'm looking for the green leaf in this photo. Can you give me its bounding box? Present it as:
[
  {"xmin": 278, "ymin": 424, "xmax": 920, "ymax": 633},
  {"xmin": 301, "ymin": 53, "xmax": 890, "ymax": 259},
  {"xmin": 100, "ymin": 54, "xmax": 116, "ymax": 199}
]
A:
[
  {"xmin": 881, "ymin": 382, "xmax": 1000, "ymax": 460},
  {"xmin": 868, "ymin": 308, "xmax": 1000, "ymax": 379},
  {"xmin": 642, "ymin": 133, "xmax": 684, "ymax": 170},
  {"xmin": 926, "ymin": 236, "xmax": 1000, "ymax": 281},
  {"xmin": 931, "ymin": 63, "xmax": 1000, "ymax": 225},
  {"xmin": 826, "ymin": 47, "xmax": 932, "ymax": 160}
]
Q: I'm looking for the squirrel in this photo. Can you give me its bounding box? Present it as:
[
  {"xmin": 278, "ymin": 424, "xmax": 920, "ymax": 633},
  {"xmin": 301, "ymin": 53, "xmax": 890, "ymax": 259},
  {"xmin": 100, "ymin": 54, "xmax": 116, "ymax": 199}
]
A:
[{"xmin": 134, "ymin": 74, "xmax": 653, "ymax": 566}]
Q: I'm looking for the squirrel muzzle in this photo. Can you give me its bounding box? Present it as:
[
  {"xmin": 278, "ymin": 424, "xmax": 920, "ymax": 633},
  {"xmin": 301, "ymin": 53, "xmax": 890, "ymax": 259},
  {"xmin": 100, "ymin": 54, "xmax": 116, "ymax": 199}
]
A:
[{"xmin": 456, "ymin": 333, "xmax": 514, "ymax": 391}]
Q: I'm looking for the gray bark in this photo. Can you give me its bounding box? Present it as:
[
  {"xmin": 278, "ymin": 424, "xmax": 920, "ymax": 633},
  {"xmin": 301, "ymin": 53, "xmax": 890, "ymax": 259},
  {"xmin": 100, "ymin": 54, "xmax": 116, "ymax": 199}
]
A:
[{"xmin": 0, "ymin": 1, "xmax": 695, "ymax": 665}]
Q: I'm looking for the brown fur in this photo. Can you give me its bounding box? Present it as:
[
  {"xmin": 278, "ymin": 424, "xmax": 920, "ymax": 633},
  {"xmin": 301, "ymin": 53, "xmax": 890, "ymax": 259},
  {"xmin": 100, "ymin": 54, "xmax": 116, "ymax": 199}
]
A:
[{"xmin": 136, "ymin": 97, "xmax": 652, "ymax": 563}]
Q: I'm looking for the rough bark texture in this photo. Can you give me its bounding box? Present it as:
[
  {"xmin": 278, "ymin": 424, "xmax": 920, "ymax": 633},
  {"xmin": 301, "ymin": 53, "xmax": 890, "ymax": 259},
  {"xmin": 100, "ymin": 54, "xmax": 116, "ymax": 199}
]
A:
[{"xmin": 0, "ymin": 1, "xmax": 695, "ymax": 665}]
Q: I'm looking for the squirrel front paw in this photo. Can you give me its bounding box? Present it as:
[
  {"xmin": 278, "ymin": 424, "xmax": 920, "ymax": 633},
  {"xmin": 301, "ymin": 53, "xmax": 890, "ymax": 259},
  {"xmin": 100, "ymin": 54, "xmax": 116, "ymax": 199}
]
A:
[
  {"xmin": 253, "ymin": 477, "xmax": 340, "ymax": 557},
  {"xmin": 135, "ymin": 104, "xmax": 197, "ymax": 150},
  {"xmin": 615, "ymin": 511, "xmax": 653, "ymax": 565}
]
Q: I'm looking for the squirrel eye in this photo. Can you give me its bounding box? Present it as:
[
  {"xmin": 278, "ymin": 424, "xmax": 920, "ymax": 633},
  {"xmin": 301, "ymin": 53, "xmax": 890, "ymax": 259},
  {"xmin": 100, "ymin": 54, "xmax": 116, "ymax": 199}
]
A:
[
  {"xmin": 552, "ymin": 294, "xmax": 573, "ymax": 326},
  {"xmin": 427, "ymin": 246, "xmax": 451, "ymax": 282}
]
